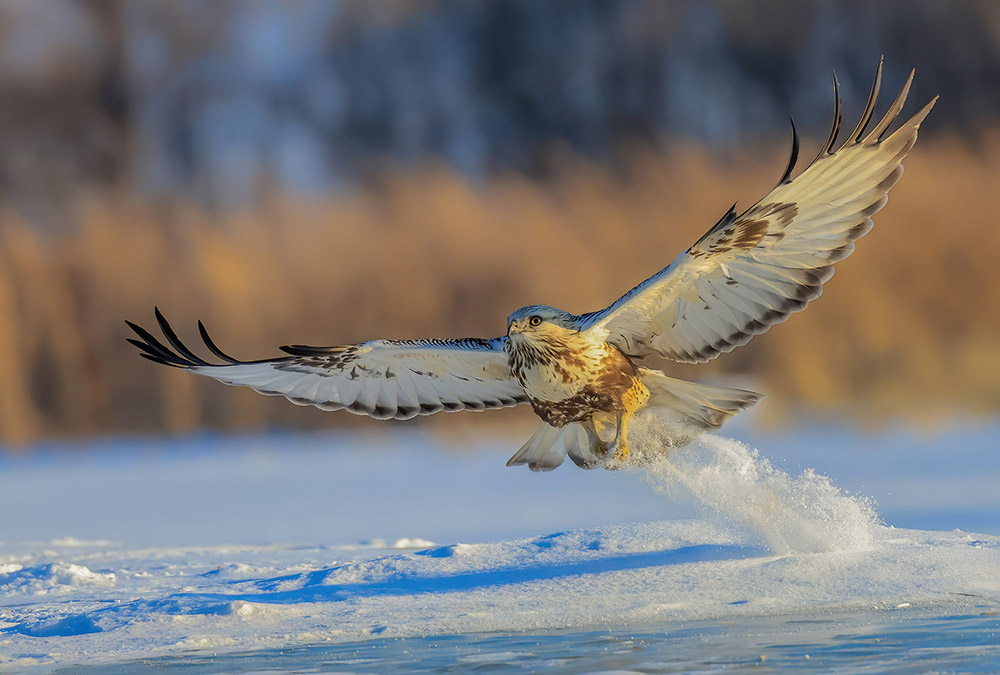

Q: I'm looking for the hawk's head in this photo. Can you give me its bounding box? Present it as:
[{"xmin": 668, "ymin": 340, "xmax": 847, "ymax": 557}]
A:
[{"xmin": 507, "ymin": 305, "xmax": 577, "ymax": 342}]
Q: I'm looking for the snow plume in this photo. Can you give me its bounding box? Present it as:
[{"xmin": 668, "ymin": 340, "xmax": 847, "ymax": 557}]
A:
[{"xmin": 628, "ymin": 412, "xmax": 881, "ymax": 555}]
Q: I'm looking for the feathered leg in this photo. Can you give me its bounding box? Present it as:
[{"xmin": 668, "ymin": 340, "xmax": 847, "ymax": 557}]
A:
[
  {"xmin": 583, "ymin": 417, "xmax": 608, "ymax": 458},
  {"xmin": 606, "ymin": 378, "xmax": 650, "ymax": 462}
]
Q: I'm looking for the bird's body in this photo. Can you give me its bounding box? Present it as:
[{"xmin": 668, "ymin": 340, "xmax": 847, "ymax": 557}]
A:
[
  {"xmin": 505, "ymin": 306, "xmax": 651, "ymax": 460},
  {"xmin": 507, "ymin": 308, "xmax": 624, "ymax": 422},
  {"xmin": 516, "ymin": 342, "xmax": 641, "ymax": 429},
  {"xmin": 127, "ymin": 60, "xmax": 935, "ymax": 471}
]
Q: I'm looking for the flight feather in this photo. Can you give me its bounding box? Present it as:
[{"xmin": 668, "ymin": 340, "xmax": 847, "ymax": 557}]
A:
[{"xmin": 575, "ymin": 60, "xmax": 937, "ymax": 363}]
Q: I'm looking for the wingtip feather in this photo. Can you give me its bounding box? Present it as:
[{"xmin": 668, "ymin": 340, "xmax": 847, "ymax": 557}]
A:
[
  {"xmin": 909, "ymin": 95, "xmax": 939, "ymax": 129},
  {"xmin": 197, "ymin": 320, "xmax": 245, "ymax": 364},
  {"xmin": 778, "ymin": 116, "xmax": 799, "ymax": 185},
  {"xmin": 866, "ymin": 68, "xmax": 916, "ymax": 143},
  {"xmin": 843, "ymin": 58, "xmax": 883, "ymax": 147}
]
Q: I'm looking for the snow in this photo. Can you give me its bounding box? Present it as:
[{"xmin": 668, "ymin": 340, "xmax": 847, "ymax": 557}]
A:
[
  {"xmin": 1, "ymin": 417, "xmax": 999, "ymax": 671},
  {"xmin": 0, "ymin": 562, "xmax": 115, "ymax": 597}
]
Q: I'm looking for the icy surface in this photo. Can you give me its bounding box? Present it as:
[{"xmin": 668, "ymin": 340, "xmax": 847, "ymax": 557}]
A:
[{"xmin": 1, "ymin": 421, "xmax": 998, "ymax": 671}]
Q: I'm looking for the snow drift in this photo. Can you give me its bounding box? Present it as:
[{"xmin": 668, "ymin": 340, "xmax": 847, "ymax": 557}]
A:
[{"xmin": 1, "ymin": 422, "xmax": 999, "ymax": 671}]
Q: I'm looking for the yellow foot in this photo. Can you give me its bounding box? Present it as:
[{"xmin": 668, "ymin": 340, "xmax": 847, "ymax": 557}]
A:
[{"xmin": 606, "ymin": 438, "xmax": 629, "ymax": 463}]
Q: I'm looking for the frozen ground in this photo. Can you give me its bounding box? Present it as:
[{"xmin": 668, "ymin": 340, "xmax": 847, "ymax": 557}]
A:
[{"xmin": 1, "ymin": 415, "xmax": 999, "ymax": 672}]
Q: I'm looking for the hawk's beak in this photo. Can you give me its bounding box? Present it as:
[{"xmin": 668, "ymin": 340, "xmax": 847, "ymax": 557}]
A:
[{"xmin": 508, "ymin": 320, "xmax": 521, "ymax": 335}]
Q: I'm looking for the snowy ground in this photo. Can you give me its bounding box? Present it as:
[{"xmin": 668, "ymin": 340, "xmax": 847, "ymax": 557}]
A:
[{"xmin": 1, "ymin": 415, "xmax": 999, "ymax": 672}]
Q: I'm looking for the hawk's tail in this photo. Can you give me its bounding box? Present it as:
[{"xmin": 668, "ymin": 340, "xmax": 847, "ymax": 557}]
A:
[
  {"xmin": 506, "ymin": 421, "xmax": 607, "ymax": 472},
  {"xmin": 638, "ymin": 368, "xmax": 763, "ymax": 432}
]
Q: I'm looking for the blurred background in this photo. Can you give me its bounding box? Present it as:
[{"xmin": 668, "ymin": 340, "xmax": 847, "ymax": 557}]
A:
[{"xmin": 0, "ymin": 0, "xmax": 998, "ymax": 447}]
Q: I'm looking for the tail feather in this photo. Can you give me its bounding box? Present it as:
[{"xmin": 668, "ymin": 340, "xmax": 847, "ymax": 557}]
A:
[
  {"xmin": 506, "ymin": 421, "xmax": 604, "ymax": 472},
  {"xmin": 639, "ymin": 368, "xmax": 762, "ymax": 433}
]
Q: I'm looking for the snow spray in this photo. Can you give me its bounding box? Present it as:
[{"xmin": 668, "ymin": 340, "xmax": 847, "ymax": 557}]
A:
[{"xmin": 627, "ymin": 411, "xmax": 881, "ymax": 555}]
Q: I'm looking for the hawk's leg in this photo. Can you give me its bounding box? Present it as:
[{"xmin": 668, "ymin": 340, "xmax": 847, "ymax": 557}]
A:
[
  {"xmin": 606, "ymin": 410, "xmax": 627, "ymax": 461},
  {"xmin": 606, "ymin": 379, "xmax": 650, "ymax": 462},
  {"xmin": 583, "ymin": 418, "xmax": 608, "ymax": 458}
]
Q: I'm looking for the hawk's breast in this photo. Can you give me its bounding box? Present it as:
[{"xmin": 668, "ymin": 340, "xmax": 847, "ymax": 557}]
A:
[{"xmin": 508, "ymin": 334, "xmax": 639, "ymax": 427}]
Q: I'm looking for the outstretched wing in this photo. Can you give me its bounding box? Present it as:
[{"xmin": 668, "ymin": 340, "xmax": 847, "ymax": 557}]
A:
[
  {"xmin": 127, "ymin": 309, "xmax": 527, "ymax": 420},
  {"xmin": 577, "ymin": 60, "xmax": 937, "ymax": 363}
]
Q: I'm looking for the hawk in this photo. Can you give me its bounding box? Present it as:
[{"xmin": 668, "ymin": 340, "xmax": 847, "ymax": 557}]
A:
[{"xmin": 128, "ymin": 61, "xmax": 934, "ymax": 471}]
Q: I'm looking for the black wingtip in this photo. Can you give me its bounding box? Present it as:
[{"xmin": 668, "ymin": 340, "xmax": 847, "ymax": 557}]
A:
[
  {"xmin": 155, "ymin": 308, "xmax": 212, "ymax": 366},
  {"xmin": 279, "ymin": 344, "xmax": 341, "ymax": 356},
  {"xmin": 826, "ymin": 70, "xmax": 842, "ymax": 153},
  {"xmin": 197, "ymin": 320, "xmax": 245, "ymax": 364},
  {"xmin": 124, "ymin": 319, "xmax": 192, "ymax": 368},
  {"xmin": 778, "ymin": 116, "xmax": 799, "ymax": 185},
  {"xmin": 126, "ymin": 309, "xmax": 262, "ymax": 368},
  {"xmin": 125, "ymin": 337, "xmax": 185, "ymax": 367},
  {"xmin": 844, "ymin": 58, "xmax": 883, "ymax": 147},
  {"xmin": 805, "ymin": 69, "xmax": 843, "ymax": 168}
]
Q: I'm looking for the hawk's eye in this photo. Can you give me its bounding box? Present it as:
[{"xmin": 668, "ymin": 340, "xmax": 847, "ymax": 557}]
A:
[{"xmin": 528, "ymin": 315, "xmax": 542, "ymax": 327}]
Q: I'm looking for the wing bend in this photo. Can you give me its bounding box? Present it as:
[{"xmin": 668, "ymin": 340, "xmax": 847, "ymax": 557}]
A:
[
  {"xmin": 577, "ymin": 58, "xmax": 937, "ymax": 363},
  {"xmin": 127, "ymin": 308, "xmax": 527, "ymax": 420}
]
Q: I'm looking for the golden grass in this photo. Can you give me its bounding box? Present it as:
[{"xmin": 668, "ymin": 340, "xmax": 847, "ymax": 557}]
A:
[{"xmin": 1, "ymin": 134, "xmax": 997, "ymax": 445}]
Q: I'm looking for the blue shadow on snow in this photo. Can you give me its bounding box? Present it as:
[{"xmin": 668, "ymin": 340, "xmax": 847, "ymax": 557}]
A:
[{"xmin": 186, "ymin": 543, "xmax": 765, "ymax": 605}]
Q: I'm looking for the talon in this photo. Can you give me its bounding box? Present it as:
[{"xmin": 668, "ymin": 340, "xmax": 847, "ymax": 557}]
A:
[{"xmin": 604, "ymin": 437, "xmax": 629, "ymax": 463}]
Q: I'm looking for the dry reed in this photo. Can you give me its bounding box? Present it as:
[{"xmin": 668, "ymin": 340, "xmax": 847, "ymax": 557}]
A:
[{"xmin": 1, "ymin": 134, "xmax": 997, "ymax": 446}]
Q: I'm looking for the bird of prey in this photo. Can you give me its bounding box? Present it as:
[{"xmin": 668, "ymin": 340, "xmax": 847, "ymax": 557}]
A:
[{"xmin": 128, "ymin": 61, "xmax": 934, "ymax": 471}]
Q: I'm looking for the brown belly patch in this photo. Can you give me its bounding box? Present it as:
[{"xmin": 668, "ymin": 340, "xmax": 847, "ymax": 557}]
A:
[
  {"xmin": 530, "ymin": 387, "xmax": 618, "ymax": 427},
  {"xmin": 531, "ymin": 345, "xmax": 648, "ymax": 427}
]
